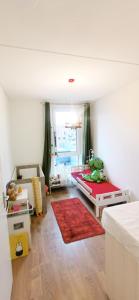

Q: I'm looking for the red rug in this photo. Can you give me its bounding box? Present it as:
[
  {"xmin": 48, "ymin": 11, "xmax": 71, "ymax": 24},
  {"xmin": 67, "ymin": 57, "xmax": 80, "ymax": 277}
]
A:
[{"xmin": 51, "ymin": 198, "xmax": 105, "ymax": 243}]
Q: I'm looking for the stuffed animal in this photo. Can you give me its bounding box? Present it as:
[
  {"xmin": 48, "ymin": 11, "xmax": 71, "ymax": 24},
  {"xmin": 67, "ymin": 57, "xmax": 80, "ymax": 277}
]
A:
[
  {"xmin": 90, "ymin": 169, "xmax": 107, "ymax": 183},
  {"xmin": 89, "ymin": 156, "xmax": 104, "ymax": 171},
  {"xmin": 7, "ymin": 182, "xmax": 18, "ymax": 201},
  {"xmin": 83, "ymin": 152, "xmax": 107, "ymax": 183}
]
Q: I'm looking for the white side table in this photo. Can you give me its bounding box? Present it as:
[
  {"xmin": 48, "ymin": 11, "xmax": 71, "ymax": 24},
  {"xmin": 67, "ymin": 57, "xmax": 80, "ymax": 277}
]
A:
[{"xmin": 7, "ymin": 189, "xmax": 31, "ymax": 248}]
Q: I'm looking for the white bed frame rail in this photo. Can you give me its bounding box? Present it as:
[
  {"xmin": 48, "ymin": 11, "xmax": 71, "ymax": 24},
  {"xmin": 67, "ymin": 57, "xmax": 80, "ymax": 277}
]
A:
[{"xmin": 72, "ymin": 168, "xmax": 130, "ymax": 217}]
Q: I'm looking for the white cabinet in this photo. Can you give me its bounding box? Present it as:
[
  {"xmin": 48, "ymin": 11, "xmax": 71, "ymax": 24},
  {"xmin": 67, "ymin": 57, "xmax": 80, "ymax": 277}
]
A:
[
  {"xmin": 7, "ymin": 189, "xmax": 31, "ymax": 248},
  {"xmin": 8, "ymin": 213, "xmax": 31, "ymax": 248}
]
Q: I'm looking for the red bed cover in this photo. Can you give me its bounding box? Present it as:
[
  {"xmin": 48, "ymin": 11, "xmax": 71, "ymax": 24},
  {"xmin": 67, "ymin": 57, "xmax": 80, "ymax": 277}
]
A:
[{"xmin": 71, "ymin": 169, "xmax": 120, "ymax": 199}]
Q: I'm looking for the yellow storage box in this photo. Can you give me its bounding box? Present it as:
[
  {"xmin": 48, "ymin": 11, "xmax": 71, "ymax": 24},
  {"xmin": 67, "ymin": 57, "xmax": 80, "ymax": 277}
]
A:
[{"xmin": 9, "ymin": 232, "xmax": 29, "ymax": 260}]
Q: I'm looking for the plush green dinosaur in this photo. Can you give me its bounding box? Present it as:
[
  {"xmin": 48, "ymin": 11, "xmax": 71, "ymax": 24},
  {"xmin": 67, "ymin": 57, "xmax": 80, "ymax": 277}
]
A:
[
  {"xmin": 83, "ymin": 155, "xmax": 107, "ymax": 183},
  {"xmin": 83, "ymin": 170, "xmax": 106, "ymax": 183},
  {"xmin": 89, "ymin": 156, "xmax": 104, "ymax": 171}
]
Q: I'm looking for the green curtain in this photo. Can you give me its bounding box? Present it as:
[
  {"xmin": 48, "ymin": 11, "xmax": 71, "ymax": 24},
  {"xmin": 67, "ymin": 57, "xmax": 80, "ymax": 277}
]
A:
[
  {"xmin": 82, "ymin": 103, "xmax": 92, "ymax": 164},
  {"xmin": 42, "ymin": 102, "xmax": 51, "ymax": 187}
]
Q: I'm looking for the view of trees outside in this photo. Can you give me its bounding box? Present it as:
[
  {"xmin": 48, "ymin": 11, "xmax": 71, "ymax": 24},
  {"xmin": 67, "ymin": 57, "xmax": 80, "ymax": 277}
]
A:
[
  {"xmin": 56, "ymin": 127, "xmax": 77, "ymax": 152},
  {"xmin": 53, "ymin": 110, "xmax": 82, "ymax": 168}
]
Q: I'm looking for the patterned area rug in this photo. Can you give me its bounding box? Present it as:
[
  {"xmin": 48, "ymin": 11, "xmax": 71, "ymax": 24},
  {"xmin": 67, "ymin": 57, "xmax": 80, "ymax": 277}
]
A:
[{"xmin": 51, "ymin": 198, "xmax": 105, "ymax": 243}]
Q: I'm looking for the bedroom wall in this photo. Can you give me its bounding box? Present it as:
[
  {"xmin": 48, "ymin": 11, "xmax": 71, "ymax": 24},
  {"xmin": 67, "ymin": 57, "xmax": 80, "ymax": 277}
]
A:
[
  {"xmin": 91, "ymin": 79, "xmax": 139, "ymax": 201},
  {"xmin": 0, "ymin": 86, "xmax": 13, "ymax": 190},
  {"xmin": 10, "ymin": 99, "xmax": 44, "ymax": 166}
]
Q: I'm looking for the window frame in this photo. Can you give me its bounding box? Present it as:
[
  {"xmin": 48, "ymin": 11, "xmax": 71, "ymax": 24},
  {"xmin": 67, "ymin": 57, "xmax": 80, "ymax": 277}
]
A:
[{"xmin": 51, "ymin": 104, "xmax": 84, "ymax": 158}]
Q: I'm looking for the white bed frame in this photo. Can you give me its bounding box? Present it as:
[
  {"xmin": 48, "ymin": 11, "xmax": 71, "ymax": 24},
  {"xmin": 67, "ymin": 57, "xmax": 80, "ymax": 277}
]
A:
[{"xmin": 71, "ymin": 166, "xmax": 130, "ymax": 217}]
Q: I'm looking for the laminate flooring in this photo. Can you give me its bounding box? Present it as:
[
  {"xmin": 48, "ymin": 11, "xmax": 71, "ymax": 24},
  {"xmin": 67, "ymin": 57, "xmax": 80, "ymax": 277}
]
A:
[{"xmin": 11, "ymin": 187, "xmax": 108, "ymax": 300}]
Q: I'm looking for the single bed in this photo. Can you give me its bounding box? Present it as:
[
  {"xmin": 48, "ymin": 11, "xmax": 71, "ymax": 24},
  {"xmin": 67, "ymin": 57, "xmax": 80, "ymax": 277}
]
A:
[{"xmin": 71, "ymin": 166, "xmax": 130, "ymax": 217}]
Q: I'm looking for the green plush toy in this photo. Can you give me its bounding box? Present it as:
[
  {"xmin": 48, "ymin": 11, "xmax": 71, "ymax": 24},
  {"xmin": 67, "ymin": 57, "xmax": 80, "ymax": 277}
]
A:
[
  {"xmin": 90, "ymin": 170, "xmax": 106, "ymax": 183},
  {"xmin": 89, "ymin": 156, "xmax": 104, "ymax": 171},
  {"xmin": 82, "ymin": 153, "xmax": 107, "ymax": 183},
  {"xmin": 83, "ymin": 170, "xmax": 106, "ymax": 183}
]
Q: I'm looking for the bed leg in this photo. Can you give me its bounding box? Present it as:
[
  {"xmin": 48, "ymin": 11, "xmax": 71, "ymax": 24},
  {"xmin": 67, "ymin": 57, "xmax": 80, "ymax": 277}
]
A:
[{"xmin": 96, "ymin": 206, "xmax": 99, "ymax": 218}]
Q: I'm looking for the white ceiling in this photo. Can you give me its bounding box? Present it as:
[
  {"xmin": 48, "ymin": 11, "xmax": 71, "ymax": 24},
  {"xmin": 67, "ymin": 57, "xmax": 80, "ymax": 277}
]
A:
[{"xmin": 0, "ymin": 0, "xmax": 139, "ymax": 102}]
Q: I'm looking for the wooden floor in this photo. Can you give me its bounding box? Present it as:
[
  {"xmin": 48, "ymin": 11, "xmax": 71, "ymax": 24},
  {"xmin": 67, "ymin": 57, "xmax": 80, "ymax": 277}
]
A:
[{"xmin": 11, "ymin": 187, "xmax": 108, "ymax": 300}]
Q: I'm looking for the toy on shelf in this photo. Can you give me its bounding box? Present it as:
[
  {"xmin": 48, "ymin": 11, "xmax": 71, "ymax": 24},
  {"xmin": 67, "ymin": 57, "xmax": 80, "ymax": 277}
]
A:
[
  {"xmin": 6, "ymin": 183, "xmax": 30, "ymax": 214},
  {"xmin": 6, "ymin": 182, "xmax": 23, "ymax": 202},
  {"xmin": 18, "ymin": 186, "xmax": 23, "ymax": 194},
  {"xmin": 6, "ymin": 182, "xmax": 18, "ymax": 201},
  {"xmin": 83, "ymin": 150, "xmax": 107, "ymax": 183}
]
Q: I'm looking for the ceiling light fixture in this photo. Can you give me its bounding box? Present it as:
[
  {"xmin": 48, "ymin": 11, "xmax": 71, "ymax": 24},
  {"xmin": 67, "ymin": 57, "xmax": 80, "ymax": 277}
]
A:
[{"xmin": 68, "ymin": 78, "xmax": 75, "ymax": 83}]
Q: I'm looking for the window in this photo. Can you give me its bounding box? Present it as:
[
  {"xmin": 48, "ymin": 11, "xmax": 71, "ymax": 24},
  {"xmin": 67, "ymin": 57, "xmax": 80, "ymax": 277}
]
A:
[
  {"xmin": 55, "ymin": 125, "xmax": 77, "ymax": 153},
  {"xmin": 51, "ymin": 105, "xmax": 84, "ymax": 168}
]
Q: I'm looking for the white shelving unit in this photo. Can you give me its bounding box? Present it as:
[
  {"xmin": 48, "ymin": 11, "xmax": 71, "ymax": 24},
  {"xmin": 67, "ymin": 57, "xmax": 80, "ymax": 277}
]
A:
[{"xmin": 7, "ymin": 189, "xmax": 32, "ymax": 248}]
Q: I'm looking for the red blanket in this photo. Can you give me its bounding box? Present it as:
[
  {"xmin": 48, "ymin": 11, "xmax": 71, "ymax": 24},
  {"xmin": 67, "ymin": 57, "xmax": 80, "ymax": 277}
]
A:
[{"xmin": 71, "ymin": 169, "xmax": 120, "ymax": 199}]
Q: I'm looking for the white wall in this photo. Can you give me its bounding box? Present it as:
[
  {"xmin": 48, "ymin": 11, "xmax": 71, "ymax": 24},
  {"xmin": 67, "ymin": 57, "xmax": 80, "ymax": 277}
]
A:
[
  {"xmin": 0, "ymin": 86, "xmax": 13, "ymax": 190},
  {"xmin": 10, "ymin": 99, "xmax": 44, "ymax": 166},
  {"xmin": 91, "ymin": 79, "xmax": 139, "ymax": 201}
]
